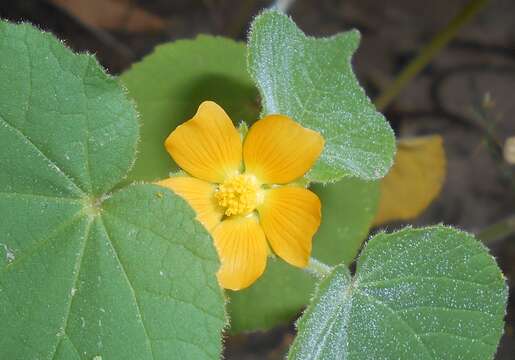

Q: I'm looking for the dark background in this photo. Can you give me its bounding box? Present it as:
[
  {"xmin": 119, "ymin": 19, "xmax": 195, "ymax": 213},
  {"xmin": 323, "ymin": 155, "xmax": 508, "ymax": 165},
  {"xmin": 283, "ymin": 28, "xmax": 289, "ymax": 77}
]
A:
[{"xmin": 1, "ymin": 0, "xmax": 514, "ymax": 358}]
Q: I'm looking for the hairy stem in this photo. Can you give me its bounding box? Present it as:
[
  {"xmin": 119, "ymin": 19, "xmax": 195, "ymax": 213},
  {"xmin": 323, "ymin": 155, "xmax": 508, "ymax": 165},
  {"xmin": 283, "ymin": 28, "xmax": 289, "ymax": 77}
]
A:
[{"xmin": 305, "ymin": 257, "xmax": 332, "ymax": 279}]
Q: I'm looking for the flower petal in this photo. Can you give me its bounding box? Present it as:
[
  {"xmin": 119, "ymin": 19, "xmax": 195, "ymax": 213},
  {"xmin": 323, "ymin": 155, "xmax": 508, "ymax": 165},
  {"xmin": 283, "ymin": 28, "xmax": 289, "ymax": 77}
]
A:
[
  {"xmin": 157, "ymin": 176, "xmax": 223, "ymax": 231},
  {"xmin": 165, "ymin": 101, "xmax": 242, "ymax": 183},
  {"xmin": 213, "ymin": 216, "xmax": 268, "ymax": 290},
  {"xmin": 243, "ymin": 114, "xmax": 324, "ymax": 184},
  {"xmin": 258, "ymin": 187, "xmax": 321, "ymax": 267}
]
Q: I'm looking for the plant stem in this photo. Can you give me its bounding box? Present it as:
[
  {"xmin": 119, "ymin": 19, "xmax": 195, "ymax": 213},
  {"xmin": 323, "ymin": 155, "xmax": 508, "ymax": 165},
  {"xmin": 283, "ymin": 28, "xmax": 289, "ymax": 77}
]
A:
[
  {"xmin": 272, "ymin": 0, "xmax": 296, "ymax": 13},
  {"xmin": 374, "ymin": 0, "xmax": 490, "ymax": 111},
  {"xmin": 305, "ymin": 257, "xmax": 332, "ymax": 279},
  {"xmin": 477, "ymin": 215, "xmax": 515, "ymax": 244}
]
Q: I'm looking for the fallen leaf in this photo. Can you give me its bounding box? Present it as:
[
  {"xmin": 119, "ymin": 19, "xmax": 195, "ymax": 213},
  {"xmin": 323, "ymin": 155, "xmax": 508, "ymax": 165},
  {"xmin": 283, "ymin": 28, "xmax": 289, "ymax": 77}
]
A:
[
  {"xmin": 373, "ymin": 135, "xmax": 446, "ymax": 225},
  {"xmin": 503, "ymin": 136, "xmax": 515, "ymax": 164},
  {"xmin": 51, "ymin": 0, "xmax": 166, "ymax": 32}
]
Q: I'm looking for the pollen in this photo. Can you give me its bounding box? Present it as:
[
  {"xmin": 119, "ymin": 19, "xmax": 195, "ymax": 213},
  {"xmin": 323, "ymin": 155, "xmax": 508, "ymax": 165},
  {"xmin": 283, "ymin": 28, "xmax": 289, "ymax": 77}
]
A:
[{"xmin": 215, "ymin": 174, "xmax": 261, "ymax": 216}]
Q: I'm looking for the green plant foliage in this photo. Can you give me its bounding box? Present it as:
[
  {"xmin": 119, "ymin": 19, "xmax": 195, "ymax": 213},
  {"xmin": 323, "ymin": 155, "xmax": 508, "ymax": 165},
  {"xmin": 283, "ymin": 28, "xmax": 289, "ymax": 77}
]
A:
[
  {"xmin": 120, "ymin": 36, "xmax": 381, "ymax": 333},
  {"xmin": 228, "ymin": 178, "xmax": 379, "ymax": 332},
  {"xmin": 289, "ymin": 226, "xmax": 508, "ymax": 360},
  {"xmin": 0, "ymin": 21, "xmax": 224, "ymax": 359},
  {"xmin": 311, "ymin": 179, "xmax": 379, "ymax": 263},
  {"xmin": 120, "ymin": 35, "xmax": 259, "ymax": 183},
  {"xmin": 248, "ymin": 10, "xmax": 396, "ymax": 183}
]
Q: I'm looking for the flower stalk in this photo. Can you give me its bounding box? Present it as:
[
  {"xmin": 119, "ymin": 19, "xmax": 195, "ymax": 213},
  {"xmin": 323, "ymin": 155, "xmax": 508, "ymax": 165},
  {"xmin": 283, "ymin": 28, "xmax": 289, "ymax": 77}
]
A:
[{"xmin": 305, "ymin": 257, "xmax": 332, "ymax": 280}]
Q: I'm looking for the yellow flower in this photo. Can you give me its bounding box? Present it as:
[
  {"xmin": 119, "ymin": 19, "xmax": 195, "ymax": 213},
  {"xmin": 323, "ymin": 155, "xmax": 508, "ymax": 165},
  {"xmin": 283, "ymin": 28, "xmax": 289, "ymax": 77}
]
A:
[{"xmin": 158, "ymin": 101, "xmax": 324, "ymax": 290}]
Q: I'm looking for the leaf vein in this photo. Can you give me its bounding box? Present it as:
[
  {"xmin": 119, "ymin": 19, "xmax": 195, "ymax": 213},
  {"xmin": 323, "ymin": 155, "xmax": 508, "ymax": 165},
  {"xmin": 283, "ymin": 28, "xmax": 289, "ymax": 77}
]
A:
[
  {"xmin": 48, "ymin": 216, "xmax": 92, "ymax": 360},
  {"xmin": 98, "ymin": 217, "xmax": 156, "ymax": 360},
  {"xmin": 0, "ymin": 212, "xmax": 85, "ymax": 274},
  {"xmin": 0, "ymin": 114, "xmax": 85, "ymax": 196},
  {"xmin": 356, "ymin": 288, "xmax": 434, "ymax": 360}
]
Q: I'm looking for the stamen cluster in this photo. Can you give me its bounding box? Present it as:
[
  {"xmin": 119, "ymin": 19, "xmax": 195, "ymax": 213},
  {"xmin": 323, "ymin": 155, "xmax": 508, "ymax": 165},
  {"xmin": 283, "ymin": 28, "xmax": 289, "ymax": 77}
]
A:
[{"xmin": 215, "ymin": 174, "xmax": 260, "ymax": 216}]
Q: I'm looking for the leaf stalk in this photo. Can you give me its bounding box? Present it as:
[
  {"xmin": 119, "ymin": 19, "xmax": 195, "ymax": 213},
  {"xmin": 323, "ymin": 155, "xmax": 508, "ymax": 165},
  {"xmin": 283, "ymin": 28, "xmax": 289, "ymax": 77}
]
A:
[{"xmin": 305, "ymin": 257, "xmax": 332, "ymax": 279}]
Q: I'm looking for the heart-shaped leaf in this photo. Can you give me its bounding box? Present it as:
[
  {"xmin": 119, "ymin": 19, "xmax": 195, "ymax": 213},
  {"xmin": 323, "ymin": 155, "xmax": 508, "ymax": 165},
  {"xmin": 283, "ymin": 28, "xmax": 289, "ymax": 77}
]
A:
[
  {"xmin": 289, "ymin": 226, "xmax": 508, "ymax": 360},
  {"xmin": 0, "ymin": 21, "xmax": 224, "ymax": 359}
]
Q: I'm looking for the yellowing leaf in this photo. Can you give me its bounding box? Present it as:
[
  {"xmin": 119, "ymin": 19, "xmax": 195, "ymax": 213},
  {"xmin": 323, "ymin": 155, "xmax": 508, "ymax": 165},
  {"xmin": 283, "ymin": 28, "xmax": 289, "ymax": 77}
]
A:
[
  {"xmin": 504, "ymin": 136, "xmax": 515, "ymax": 164},
  {"xmin": 373, "ymin": 135, "xmax": 446, "ymax": 225}
]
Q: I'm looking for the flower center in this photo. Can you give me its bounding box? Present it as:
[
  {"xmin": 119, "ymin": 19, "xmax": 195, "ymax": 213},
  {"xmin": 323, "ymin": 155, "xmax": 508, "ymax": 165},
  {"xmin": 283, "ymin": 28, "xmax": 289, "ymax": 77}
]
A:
[{"xmin": 215, "ymin": 174, "xmax": 261, "ymax": 216}]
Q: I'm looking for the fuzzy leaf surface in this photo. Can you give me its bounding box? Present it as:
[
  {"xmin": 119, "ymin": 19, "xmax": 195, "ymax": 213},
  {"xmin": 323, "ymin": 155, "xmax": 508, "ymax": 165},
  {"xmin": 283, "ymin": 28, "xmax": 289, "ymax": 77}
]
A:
[
  {"xmin": 289, "ymin": 226, "xmax": 508, "ymax": 360},
  {"xmin": 248, "ymin": 11, "xmax": 396, "ymax": 182},
  {"xmin": 0, "ymin": 21, "xmax": 224, "ymax": 360}
]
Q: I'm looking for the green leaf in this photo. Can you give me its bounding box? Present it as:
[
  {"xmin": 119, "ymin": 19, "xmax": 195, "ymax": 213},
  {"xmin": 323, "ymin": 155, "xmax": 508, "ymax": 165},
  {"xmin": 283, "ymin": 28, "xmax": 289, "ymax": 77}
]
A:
[
  {"xmin": 310, "ymin": 178, "xmax": 379, "ymax": 263},
  {"xmin": 0, "ymin": 21, "xmax": 224, "ymax": 359},
  {"xmin": 228, "ymin": 178, "xmax": 379, "ymax": 332},
  {"xmin": 289, "ymin": 226, "xmax": 508, "ymax": 360},
  {"xmin": 118, "ymin": 33, "xmax": 380, "ymax": 333},
  {"xmin": 120, "ymin": 35, "xmax": 258, "ymax": 183},
  {"xmin": 248, "ymin": 11, "xmax": 396, "ymax": 182}
]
